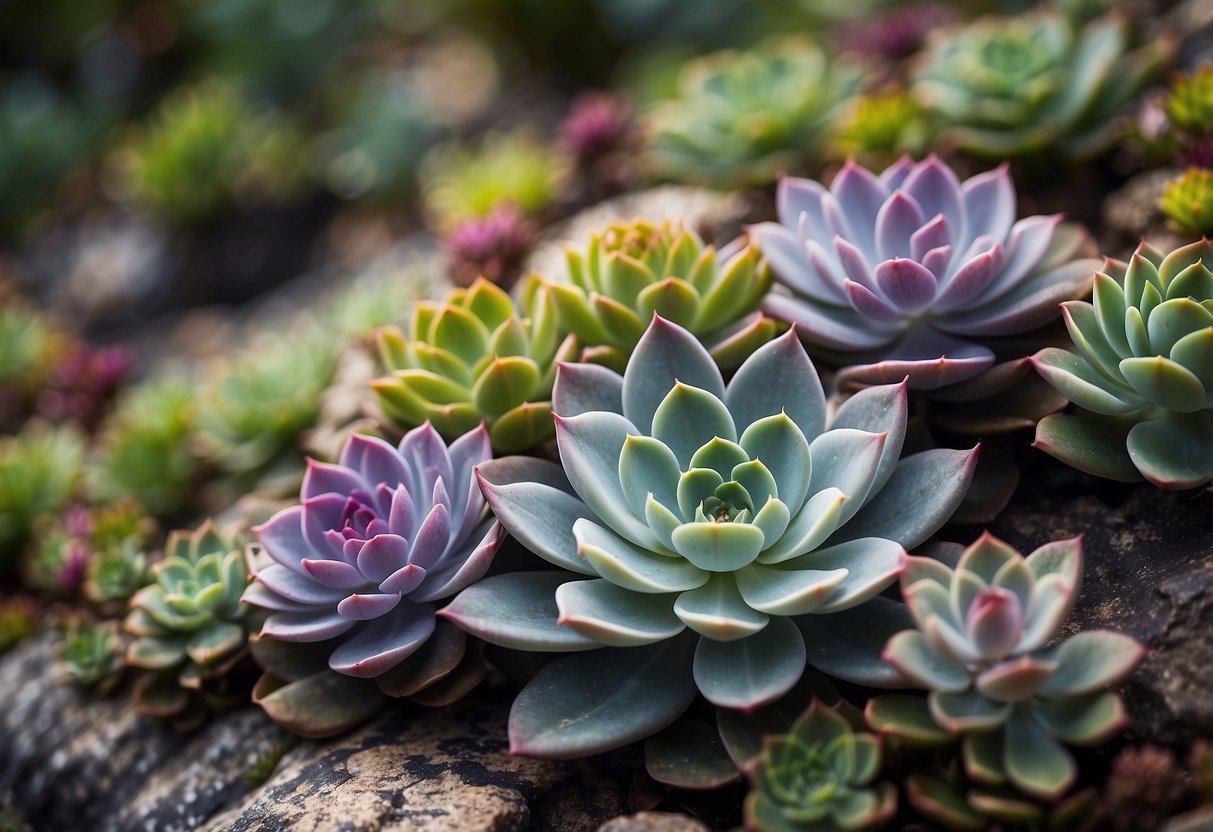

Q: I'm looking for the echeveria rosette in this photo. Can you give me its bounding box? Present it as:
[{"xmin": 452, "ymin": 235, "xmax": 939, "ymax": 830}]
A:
[
  {"xmin": 753, "ymin": 155, "xmax": 1098, "ymax": 400},
  {"xmin": 124, "ymin": 521, "xmax": 251, "ymax": 728},
  {"xmin": 242, "ymin": 423, "xmax": 503, "ymax": 738},
  {"xmin": 644, "ymin": 36, "xmax": 863, "ymax": 188},
  {"xmin": 746, "ymin": 701, "xmax": 896, "ymax": 832},
  {"xmin": 1033, "ymin": 239, "xmax": 1213, "ymax": 489},
  {"xmin": 535, "ymin": 219, "xmax": 779, "ymax": 371},
  {"xmin": 911, "ymin": 11, "xmax": 1172, "ymax": 160},
  {"xmin": 874, "ymin": 534, "xmax": 1144, "ymax": 801},
  {"xmin": 1160, "ymin": 169, "xmax": 1213, "ymax": 236},
  {"xmin": 372, "ymin": 278, "xmax": 576, "ymax": 454},
  {"xmin": 444, "ymin": 316, "xmax": 978, "ymax": 759}
]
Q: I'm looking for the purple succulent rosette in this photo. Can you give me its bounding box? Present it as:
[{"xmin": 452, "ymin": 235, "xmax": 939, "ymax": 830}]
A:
[
  {"xmin": 243, "ymin": 423, "xmax": 503, "ymax": 707},
  {"xmin": 751, "ymin": 155, "xmax": 1097, "ymax": 394}
]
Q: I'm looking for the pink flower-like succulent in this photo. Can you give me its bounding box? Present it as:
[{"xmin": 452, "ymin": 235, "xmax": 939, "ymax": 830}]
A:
[
  {"xmin": 751, "ymin": 156, "xmax": 1096, "ymax": 392},
  {"xmin": 243, "ymin": 423, "xmax": 503, "ymax": 680}
]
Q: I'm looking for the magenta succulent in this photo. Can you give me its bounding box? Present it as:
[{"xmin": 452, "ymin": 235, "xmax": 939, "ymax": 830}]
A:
[
  {"xmin": 752, "ymin": 156, "xmax": 1096, "ymax": 392},
  {"xmin": 35, "ymin": 344, "xmax": 132, "ymax": 430},
  {"xmin": 559, "ymin": 92, "xmax": 634, "ymax": 168},
  {"xmin": 444, "ymin": 202, "xmax": 537, "ymax": 289},
  {"xmin": 244, "ymin": 423, "xmax": 503, "ymax": 686}
]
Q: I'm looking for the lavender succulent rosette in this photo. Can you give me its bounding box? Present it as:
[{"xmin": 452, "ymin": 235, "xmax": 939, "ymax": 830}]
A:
[
  {"xmin": 751, "ymin": 156, "xmax": 1096, "ymax": 393},
  {"xmin": 243, "ymin": 423, "xmax": 503, "ymax": 684}
]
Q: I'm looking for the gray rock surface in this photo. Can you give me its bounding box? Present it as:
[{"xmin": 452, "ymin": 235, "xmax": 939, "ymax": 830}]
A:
[
  {"xmin": 988, "ymin": 458, "xmax": 1213, "ymax": 746},
  {"xmin": 596, "ymin": 813, "xmax": 711, "ymax": 832}
]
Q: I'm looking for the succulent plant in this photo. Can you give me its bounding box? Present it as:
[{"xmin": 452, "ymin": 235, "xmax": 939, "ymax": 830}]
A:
[
  {"xmin": 643, "ymin": 36, "xmax": 862, "ymax": 189},
  {"xmin": 0, "ymin": 302, "xmax": 64, "ymax": 425},
  {"xmin": 833, "ymin": 91, "xmax": 929, "ymax": 167},
  {"xmin": 124, "ymin": 522, "xmax": 252, "ymax": 727},
  {"xmin": 242, "ymin": 423, "xmax": 503, "ymax": 737},
  {"xmin": 35, "ymin": 343, "xmax": 132, "ymax": 431},
  {"xmin": 1033, "ymin": 239, "xmax": 1213, "ymax": 489},
  {"xmin": 421, "ymin": 129, "xmax": 570, "ymax": 230},
  {"xmin": 24, "ymin": 501, "xmax": 153, "ymax": 599},
  {"xmin": 0, "ymin": 421, "xmax": 84, "ymax": 569},
  {"xmin": 874, "ymin": 533, "xmax": 1143, "ymax": 800},
  {"xmin": 194, "ymin": 335, "xmax": 334, "ymax": 480},
  {"xmin": 746, "ymin": 700, "xmax": 896, "ymax": 832},
  {"xmin": 1160, "ymin": 169, "xmax": 1213, "ymax": 236},
  {"xmin": 89, "ymin": 374, "xmax": 200, "ymax": 519},
  {"xmin": 113, "ymin": 79, "xmax": 307, "ymax": 226},
  {"xmin": 83, "ymin": 539, "xmax": 151, "ymax": 617},
  {"xmin": 536, "ymin": 218, "xmax": 779, "ymax": 372},
  {"xmin": 911, "ymin": 11, "xmax": 1171, "ymax": 160},
  {"xmin": 752, "ymin": 156, "xmax": 1097, "ymax": 393},
  {"xmin": 0, "ymin": 594, "xmax": 38, "ymax": 656},
  {"xmin": 54, "ymin": 618, "xmax": 125, "ymax": 691},
  {"xmin": 373, "ymin": 278, "xmax": 576, "ymax": 453},
  {"xmin": 444, "ymin": 203, "xmax": 537, "ymax": 290},
  {"xmin": 444, "ymin": 316, "xmax": 977, "ymax": 758},
  {"xmin": 1165, "ymin": 64, "xmax": 1213, "ymax": 142},
  {"xmin": 906, "ymin": 771, "xmax": 1097, "ymax": 831},
  {"xmin": 559, "ymin": 92, "xmax": 637, "ymax": 185},
  {"xmin": 836, "ymin": 3, "xmax": 959, "ymax": 65},
  {"xmin": 1099, "ymin": 746, "xmax": 1187, "ymax": 832}
]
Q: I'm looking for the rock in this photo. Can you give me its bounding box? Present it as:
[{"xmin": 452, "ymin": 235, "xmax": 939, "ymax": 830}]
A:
[
  {"xmin": 597, "ymin": 812, "xmax": 711, "ymax": 832},
  {"xmin": 0, "ymin": 634, "xmax": 635, "ymax": 832},
  {"xmin": 1100, "ymin": 168, "xmax": 1187, "ymax": 256},
  {"xmin": 523, "ymin": 185, "xmax": 759, "ymax": 279},
  {"xmin": 986, "ymin": 456, "xmax": 1213, "ymax": 746}
]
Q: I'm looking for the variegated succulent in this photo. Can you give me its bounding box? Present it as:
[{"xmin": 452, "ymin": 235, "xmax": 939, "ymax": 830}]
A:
[
  {"xmin": 644, "ymin": 36, "xmax": 863, "ymax": 188},
  {"xmin": 874, "ymin": 534, "xmax": 1144, "ymax": 801},
  {"xmin": 243, "ymin": 423, "xmax": 503, "ymax": 738},
  {"xmin": 911, "ymin": 10, "xmax": 1171, "ymax": 160},
  {"xmin": 1033, "ymin": 239, "xmax": 1213, "ymax": 489},
  {"xmin": 752, "ymin": 156, "xmax": 1097, "ymax": 396},
  {"xmin": 373, "ymin": 278, "xmax": 575, "ymax": 453},
  {"xmin": 746, "ymin": 700, "xmax": 895, "ymax": 832},
  {"xmin": 534, "ymin": 219, "xmax": 778, "ymax": 371},
  {"xmin": 443, "ymin": 317, "xmax": 977, "ymax": 759},
  {"xmin": 124, "ymin": 522, "xmax": 251, "ymax": 728}
]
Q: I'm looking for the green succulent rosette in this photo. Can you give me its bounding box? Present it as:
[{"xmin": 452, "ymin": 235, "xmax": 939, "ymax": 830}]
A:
[
  {"xmin": 746, "ymin": 700, "xmax": 896, "ymax": 832},
  {"xmin": 1033, "ymin": 239, "xmax": 1213, "ymax": 488},
  {"xmin": 443, "ymin": 317, "xmax": 977, "ymax": 759},
  {"xmin": 869, "ymin": 534, "xmax": 1143, "ymax": 802},
  {"xmin": 534, "ymin": 219, "xmax": 779, "ymax": 372},
  {"xmin": 912, "ymin": 10, "xmax": 1171, "ymax": 160},
  {"xmin": 1160, "ymin": 169, "xmax": 1213, "ymax": 236},
  {"xmin": 372, "ymin": 277, "xmax": 576, "ymax": 453},
  {"xmin": 0, "ymin": 421, "xmax": 83, "ymax": 569},
  {"xmin": 55, "ymin": 619, "xmax": 125, "ymax": 691},
  {"xmin": 1165, "ymin": 64, "xmax": 1213, "ymax": 140},
  {"xmin": 124, "ymin": 521, "xmax": 251, "ymax": 727},
  {"xmin": 644, "ymin": 35, "xmax": 863, "ymax": 188}
]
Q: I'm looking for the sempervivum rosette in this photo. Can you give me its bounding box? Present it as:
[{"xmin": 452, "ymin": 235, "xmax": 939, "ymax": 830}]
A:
[
  {"xmin": 752, "ymin": 156, "xmax": 1097, "ymax": 398},
  {"xmin": 443, "ymin": 317, "xmax": 977, "ymax": 759},
  {"xmin": 243, "ymin": 422, "xmax": 503, "ymax": 737}
]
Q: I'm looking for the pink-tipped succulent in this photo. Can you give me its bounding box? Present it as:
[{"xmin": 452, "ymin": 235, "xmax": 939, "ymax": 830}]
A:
[
  {"xmin": 444, "ymin": 202, "xmax": 537, "ymax": 290},
  {"xmin": 837, "ymin": 2, "xmax": 960, "ymax": 63},
  {"xmin": 559, "ymin": 92, "xmax": 635, "ymax": 169},
  {"xmin": 752, "ymin": 156, "xmax": 1097, "ymax": 394},
  {"xmin": 873, "ymin": 534, "xmax": 1144, "ymax": 802},
  {"xmin": 35, "ymin": 344, "xmax": 132, "ymax": 431},
  {"xmin": 243, "ymin": 422, "xmax": 503, "ymax": 737}
]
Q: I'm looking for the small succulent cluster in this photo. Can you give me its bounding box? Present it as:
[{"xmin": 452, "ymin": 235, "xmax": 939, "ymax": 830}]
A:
[
  {"xmin": 373, "ymin": 278, "xmax": 573, "ymax": 453},
  {"xmin": 1164, "ymin": 63, "xmax": 1213, "ymax": 167},
  {"xmin": 443, "ymin": 203, "xmax": 537, "ymax": 290},
  {"xmin": 912, "ymin": 11, "xmax": 1170, "ymax": 160},
  {"xmin": 0, "ymin": 421, "xmax": 84, "ymax": 567},
  {"xmin": 242, "ymin": 423, "xmax": 502, "ymax": 737},
  {"xmin": 445, "ymin": 317, "xmax": 977, "ymax": 757},
  {"xmin": 54, "ymin": 618, "xmax": 125, "ymax": 691},
  {"xmin": 23, "ymin": 501, "xmax": 153, "ymax": 605},
  {"xmin": 874, "ymin": 534, "xmax": 1143, "ymax": 801},
  {"xmin": 746, "ymin": 701, "xmax": 895, "ymax": 832},
  {"xmin": 33, "ymin": 344, "xmax": 132, "ymax": 432},
  {"xmin": 752, "ymin": 156, "xmax": 1096, "ymax": 396},
  {"xmin": 558, "ymin": 92, "xmax": 637, "ymax": 192},
  {"xmin": 834, "ymin": 91, "xmax": 929, "ymax": 167},
  {"xmin": 536, "ymin": 218, "xmax": 777, "ymax": 371},
  {"xmin": 1161, "ymin": 169, "xmax": 1213, "ymax": 235},
  {"xmin": 124, "ymin": 522, "xmax": 252, "ymax": 729},
  {"xmin": 1034, "ymin": 239, "xmax": 1213, "ymax": 489},
  {"xmin": 644, "ymin": 36, "xmax": 863, "ymax": 188}
]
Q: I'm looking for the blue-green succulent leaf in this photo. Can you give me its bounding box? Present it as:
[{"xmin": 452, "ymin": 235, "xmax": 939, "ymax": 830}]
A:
[
  {"xmin": 623, "ymin": 316, "xmax": 724, "ymax": 433},
  {"xmin": 724, "ymin": 329, "xmax": 826, "ymax": 439},
  {"xmin": 439, "ymin": 572, "xmax": 601, "ymax": 651},
  {"xmin": 693, "ymin": 617, "xmax": 807, "ymax": 709},
  {"xmin": 555, "ymin": 578, "xmax": 684, "ymax": 647},
  {"xmin": 574, "ymin": 518, "xmax": 706, "ymax": 593}
]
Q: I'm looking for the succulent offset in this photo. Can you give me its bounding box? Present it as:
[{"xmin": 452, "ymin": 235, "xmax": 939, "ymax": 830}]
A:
[
  {"xmin": 535, "ymin": 219, "xmax": 778, "ymax": 371},
  {"xmin": 444, "ymin": 317, "xmax": 977, "ymax": 758},
  {"xmin": 1033, "ymin": 239, "xmax": 1213, "ymax": 488},
  {"xmin": 243, "ymin": 423, "xmax": 503, "ymax": 735},
  {"xmin": 644, "ymin": 36, "xmax": 863, "ymax": 188},
  {"xmin": 752, "ymin": 156, "xmax": 1097, "ymax": 393},
  {"xmin": 125, "ymin": 522, "xmax": 252, "ymax": 727},
  {"xmin": 746, "ymin": 700, "xmax": 896, "ymax": 832},
  {"xmin": 1160, "ymin": 169, "xmax": 1213, "ymax": 236},
  {"xmin": 875, "ymin": 534, "xmax": 1143, "ymax": 800},
  {"xmin": 373, "ymin": 278, "xmax": 575, "ymax": 453},
  {"xmin": 911, "ymin": 10, "xmax": 1170, "ymax": 160}
]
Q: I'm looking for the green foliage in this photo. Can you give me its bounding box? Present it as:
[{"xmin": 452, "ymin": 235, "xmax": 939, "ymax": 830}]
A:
[
  {"xmin": 242, "ymin": 736, "xmax": 298, "ymax": 786},
  {"xmin": 0, "ymin": 421, "xmax": 84, "ymax": 568},
  {"xmin": 1165, "ymin": 64, "xmax": 1213, "ymax": 140},
  {"xmin": 115, "ymin": 79, "xmax": 308, "ymax": 226},
  {"xmin": 89, "ymin": 374, "xmax": 200, "ymax": 520},
  {"xmin": 1160, "ymin": 168, "xmax": 1213, "ymax": 235},
  {"xmin": 833, "ymin": 90, "xmax": 929, "ymax": 165},
  {"xmin": 0, "ymin": 302, "xmax": 62, "ymax": 399},
  {"xmin": 644, "ymin": 35, "xmax": 862, "ymax": 187},
  {"xmin": 746, "ymin": 701, "xmax": 895, "ymax": 832},
  {"xmin": 421, "ymin": 129, "xmax": 569, "ymax": 229},
  {"xmin": 54, "ymin": 618, "xmax": 124, "ymax": 690},
  {"xmin": 912, "ymin": 10, "xmax": 1171, "ymax": 160}
]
